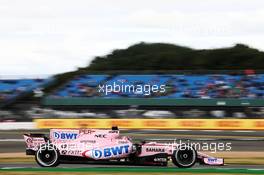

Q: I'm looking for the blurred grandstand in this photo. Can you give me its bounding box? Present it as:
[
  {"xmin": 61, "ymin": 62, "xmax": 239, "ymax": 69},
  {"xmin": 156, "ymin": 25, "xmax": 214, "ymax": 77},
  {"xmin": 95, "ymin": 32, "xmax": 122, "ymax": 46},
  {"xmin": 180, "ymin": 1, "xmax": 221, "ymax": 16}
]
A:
[
  {"xmin": 0, "ymin": 78, "xmax": 53, "ymax": 106},
  {"xmin": 1, "ymin": 42, "xmax": 264, "ymax": 121},
  {"xmin": 50, "ymin": 73, "xmax": 264, "ymax": 99},
  {"xmin": 1, "ymin": 72, "xmax": 264, "ymax": 121}
]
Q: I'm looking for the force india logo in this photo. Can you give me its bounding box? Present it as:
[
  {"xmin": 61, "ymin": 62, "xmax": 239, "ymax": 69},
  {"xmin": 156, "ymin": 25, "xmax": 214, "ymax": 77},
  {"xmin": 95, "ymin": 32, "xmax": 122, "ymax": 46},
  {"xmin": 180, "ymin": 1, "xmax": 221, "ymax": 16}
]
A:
[
  {"xmin": 92, "ymin": 145, "xmax": 130, "ymax": 159},
  {"xmin": 53, "ymin": 132, "xmax": 78, "ymax": 140}
]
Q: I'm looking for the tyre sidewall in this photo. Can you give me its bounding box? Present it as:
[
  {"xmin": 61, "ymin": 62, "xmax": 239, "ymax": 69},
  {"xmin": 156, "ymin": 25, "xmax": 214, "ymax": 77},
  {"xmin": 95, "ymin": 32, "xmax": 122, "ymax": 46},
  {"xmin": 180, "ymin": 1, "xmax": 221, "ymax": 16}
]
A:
[
  {"xmin": 171, "ymin": 146, "xmax": 197, "ymax": 168},
  {"xmin": 35, "ymin": 144, "xmax": 60, "ymax": 167}
]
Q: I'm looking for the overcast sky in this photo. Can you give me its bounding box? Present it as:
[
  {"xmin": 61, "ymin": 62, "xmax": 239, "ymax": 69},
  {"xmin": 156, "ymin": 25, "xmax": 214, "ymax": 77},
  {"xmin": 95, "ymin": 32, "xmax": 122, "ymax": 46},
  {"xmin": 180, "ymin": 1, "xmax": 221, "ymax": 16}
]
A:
[{"xmin": 0, "ymin": 0, "xmax": 264, "ymax": 78}]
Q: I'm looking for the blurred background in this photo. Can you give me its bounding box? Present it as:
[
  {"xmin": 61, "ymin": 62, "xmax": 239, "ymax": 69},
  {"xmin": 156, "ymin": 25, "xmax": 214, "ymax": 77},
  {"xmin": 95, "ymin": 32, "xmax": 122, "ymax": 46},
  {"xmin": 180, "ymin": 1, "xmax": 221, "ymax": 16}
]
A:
[
  {"xmin": 1, "ymin": 0, "xmax": 264, "ymax": 123},
  {"xmin": 1, "ymin": 43, "xmax": 264, "ymax": 122},
  {"xmin": 1, "ymin": 1, "xmax": 264, "ymax": 172}
]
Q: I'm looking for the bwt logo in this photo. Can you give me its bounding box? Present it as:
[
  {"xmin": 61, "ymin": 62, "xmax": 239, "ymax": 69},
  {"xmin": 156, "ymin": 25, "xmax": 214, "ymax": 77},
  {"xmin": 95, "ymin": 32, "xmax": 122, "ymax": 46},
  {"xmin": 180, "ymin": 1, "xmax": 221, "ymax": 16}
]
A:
[
  {"xmin": 92, "ymin": 145, "xmax": 130, "ymax": 159},
  {"xmin": 208, "ymin": 158, "xmax": 217, "ymax": 162},
  {"xmin": 53, "ymin": 132, "xmax": 78, "ymax": 140}
]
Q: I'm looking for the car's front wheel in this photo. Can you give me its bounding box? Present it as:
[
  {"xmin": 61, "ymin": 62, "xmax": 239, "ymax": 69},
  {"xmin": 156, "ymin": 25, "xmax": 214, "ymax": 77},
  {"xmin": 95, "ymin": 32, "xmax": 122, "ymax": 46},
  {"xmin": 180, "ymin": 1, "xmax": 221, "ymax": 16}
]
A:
[
  {"xmin": 35, "ymin": 144, "xmax": 60, "ymax": 167},
  {"xmin": 172, "ymin": 145, "xmax": 197, "ymax": 168}
]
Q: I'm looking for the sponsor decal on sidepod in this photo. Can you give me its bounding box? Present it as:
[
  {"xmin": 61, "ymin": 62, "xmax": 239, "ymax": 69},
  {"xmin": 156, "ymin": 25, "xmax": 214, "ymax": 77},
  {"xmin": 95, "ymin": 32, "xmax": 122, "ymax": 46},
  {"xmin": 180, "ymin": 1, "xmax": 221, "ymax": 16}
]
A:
[
  {"xmin": 84, "ymin": 145, "xmax": 130, "ymax": 159},
  {"xmin": 146, "ymin": 147, "xmax": 165, "ymax": 152}
]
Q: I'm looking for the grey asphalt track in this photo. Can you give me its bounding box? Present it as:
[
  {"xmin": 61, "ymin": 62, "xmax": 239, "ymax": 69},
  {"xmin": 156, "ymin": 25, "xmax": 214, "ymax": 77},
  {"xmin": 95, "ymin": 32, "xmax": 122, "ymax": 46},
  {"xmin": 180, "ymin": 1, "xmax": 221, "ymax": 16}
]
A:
[{"xmin": 0, "ymin": 163, "xmax": 264, "ymax": 170}]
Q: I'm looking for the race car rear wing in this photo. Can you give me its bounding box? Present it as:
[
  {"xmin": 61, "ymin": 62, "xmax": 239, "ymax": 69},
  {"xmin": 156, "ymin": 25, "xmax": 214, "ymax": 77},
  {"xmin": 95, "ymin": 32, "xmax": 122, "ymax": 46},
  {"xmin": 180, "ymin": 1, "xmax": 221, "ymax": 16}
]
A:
[{"xmin": 23, "ymin": 134, "xmax": 48, "ymax": 155}]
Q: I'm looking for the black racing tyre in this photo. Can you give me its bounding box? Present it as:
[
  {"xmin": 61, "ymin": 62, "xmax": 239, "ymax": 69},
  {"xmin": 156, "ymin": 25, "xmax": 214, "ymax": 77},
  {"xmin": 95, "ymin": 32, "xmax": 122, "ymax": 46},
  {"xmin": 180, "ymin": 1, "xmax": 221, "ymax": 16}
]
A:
[
  {"xmin": 171, "ymin": 145, "xmax": 197, "ymax": 168},
  {"xmin": 35, "ymin": 144, "xmax": 60, "ymax": 167}
]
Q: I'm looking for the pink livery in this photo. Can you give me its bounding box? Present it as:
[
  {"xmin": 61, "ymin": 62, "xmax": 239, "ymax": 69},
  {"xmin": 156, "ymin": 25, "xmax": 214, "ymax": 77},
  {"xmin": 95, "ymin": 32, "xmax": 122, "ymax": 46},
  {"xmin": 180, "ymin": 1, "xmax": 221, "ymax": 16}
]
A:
[{"xmin": 23, "ymin": 127, "xmax": 224, "ymax": 168}]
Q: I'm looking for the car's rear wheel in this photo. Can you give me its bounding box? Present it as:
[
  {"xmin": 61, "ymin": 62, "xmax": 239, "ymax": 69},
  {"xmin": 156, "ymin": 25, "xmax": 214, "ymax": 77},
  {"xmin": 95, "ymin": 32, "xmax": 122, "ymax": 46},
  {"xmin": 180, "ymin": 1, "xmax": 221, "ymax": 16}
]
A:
[
  {"xmin": 35, "ymin": 144, "xmax": 60, "ymax": 167},
  {"xmin": 172, "ymin": 145, "xmax": 197, "ymax": 168}
]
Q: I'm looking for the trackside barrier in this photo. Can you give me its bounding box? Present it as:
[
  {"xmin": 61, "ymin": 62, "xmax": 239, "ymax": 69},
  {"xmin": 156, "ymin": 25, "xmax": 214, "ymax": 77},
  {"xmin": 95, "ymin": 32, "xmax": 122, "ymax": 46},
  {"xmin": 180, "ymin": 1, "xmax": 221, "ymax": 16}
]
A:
[
  {"xmin": 34, "ymin": 119, "xmax": 264, "ymax": 130},
  {"xmin": 0, "ymin": 122, "xmax": 36, "ymax": 130}
]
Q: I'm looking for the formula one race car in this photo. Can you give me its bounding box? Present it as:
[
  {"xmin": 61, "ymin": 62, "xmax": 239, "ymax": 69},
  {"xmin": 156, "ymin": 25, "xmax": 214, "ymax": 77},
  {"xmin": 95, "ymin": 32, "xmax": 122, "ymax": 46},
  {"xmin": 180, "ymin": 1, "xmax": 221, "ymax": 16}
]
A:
[{"xmin": 23, "ymin": 127, "xmax": 224, "ymax": 168}]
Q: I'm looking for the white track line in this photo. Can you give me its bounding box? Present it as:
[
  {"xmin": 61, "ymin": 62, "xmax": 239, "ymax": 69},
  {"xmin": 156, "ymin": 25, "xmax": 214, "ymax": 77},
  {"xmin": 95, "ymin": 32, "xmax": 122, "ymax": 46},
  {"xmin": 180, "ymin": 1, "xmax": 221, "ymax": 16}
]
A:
[{"xmin": 0, "ymin": 139, "xmax": 24, "ymax": 142}]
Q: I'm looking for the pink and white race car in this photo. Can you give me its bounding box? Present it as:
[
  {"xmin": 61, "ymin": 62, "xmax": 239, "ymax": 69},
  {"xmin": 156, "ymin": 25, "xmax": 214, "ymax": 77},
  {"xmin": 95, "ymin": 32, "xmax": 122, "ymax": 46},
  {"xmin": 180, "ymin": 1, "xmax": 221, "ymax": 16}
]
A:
[{"xmin": 23, "ymin": 127, "xmax": 224, "ymax": 168}]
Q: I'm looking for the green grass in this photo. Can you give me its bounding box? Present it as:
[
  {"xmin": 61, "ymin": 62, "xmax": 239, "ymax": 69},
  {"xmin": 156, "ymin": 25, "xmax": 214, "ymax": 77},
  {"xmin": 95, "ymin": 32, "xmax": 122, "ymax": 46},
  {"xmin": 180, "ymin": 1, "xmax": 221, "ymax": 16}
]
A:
[{"xmin": 1, "ymin": 167, "xmax": 264, "ymax": 174}]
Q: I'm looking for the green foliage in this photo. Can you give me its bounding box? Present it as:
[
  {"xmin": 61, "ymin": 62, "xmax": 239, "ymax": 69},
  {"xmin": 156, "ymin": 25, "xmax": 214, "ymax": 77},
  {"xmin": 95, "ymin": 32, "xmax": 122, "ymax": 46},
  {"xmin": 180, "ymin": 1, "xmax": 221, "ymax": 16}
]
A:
[
  {"xmin": 45, "ymin": 42, "xmax": 264, "ymax": 94},
  {"xmin": 88, "ymin": 42, "xmax": 264, "ymax": 70}
]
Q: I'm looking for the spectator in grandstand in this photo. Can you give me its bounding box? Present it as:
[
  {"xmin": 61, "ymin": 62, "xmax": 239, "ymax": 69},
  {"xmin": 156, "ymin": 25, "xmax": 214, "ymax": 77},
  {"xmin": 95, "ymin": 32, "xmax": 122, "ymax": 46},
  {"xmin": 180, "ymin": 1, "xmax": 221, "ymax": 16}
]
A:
[{"xmin": 51, "ymin": 73, "xmax": 264, "ymax": 99}]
